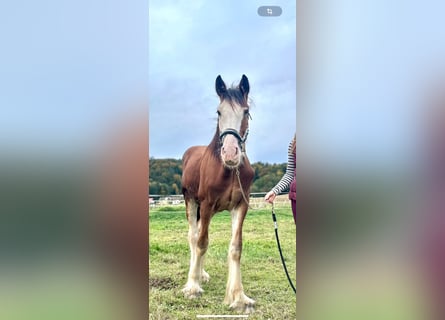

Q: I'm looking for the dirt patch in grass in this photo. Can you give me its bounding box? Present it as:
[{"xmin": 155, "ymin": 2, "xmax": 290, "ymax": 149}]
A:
[{"xmin": 149, "ymin": 277, "xmax": 177, "ymax": 290}]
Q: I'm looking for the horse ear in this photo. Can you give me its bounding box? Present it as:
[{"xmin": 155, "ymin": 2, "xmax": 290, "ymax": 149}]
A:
[
  {"xmin": 215, "ymin": 75, "xmax": 227, "ymax": 99},
  {"xmin": 239, "ymin": 74, "xmax": 249, "ymax": 98}
]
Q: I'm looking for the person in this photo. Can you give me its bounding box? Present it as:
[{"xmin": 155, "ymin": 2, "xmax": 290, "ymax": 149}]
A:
[{"xmin": 264, "ymin": 134, "xmax": 296, "ymax": 224}]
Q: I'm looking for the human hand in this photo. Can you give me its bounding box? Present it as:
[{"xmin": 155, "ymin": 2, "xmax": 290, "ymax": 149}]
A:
[{"xmin": 264, "ymin": 190, "xmax": 276, "ymax": 203}]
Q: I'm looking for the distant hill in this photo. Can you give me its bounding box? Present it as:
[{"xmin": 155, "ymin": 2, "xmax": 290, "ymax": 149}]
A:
[{"xmin": 149, "ymin": 157, "xmax": 287, "ymax": 195}]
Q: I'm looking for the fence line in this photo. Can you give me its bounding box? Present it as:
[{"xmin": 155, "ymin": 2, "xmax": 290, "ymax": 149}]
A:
[{"xmin": 149, "ymin": 193, "xmax": 291, "ymax": 209}]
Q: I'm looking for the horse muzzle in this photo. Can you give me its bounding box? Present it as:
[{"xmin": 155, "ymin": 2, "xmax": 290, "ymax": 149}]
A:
[{"xmin": 220, "ymin": 132, "xmax": 242, "ymax": 168}]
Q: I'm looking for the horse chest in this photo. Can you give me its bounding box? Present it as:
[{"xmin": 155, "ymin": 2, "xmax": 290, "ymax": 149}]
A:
[{"xmin": 198, "ymin": 167, "xmax": 251, "ymax": 211}]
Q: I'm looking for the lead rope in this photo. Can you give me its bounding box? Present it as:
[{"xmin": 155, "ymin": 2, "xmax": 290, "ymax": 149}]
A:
[
  {"xmin": 235, "ymin": 167, "xmax": 295, "ymax": 293},
  {"xmin": 272, "ymin": 202, "xmax": 296, "ymax": 294},
  {"xmin": 235, "ymin": 167, "xmax": 253, "ymax": 209}
]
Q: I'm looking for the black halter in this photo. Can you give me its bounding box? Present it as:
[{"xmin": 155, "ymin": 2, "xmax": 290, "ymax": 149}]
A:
[{"xmin": 219, "ymin": 128, "xmax": 249, "ymax": 152}]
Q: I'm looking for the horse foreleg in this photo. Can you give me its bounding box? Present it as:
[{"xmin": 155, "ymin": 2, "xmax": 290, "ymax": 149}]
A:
[
  {"xmin": 183, "ymin": 201, "xmax": 210, "ymax": 298},
  {"xmin": 224, "ymin": 206, "xmax": 255, "ymax": 313}
]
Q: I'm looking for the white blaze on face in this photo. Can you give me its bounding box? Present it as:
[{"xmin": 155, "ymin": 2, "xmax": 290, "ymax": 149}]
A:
[{"xmin": 218, "ymin": 101, "xmax": 244, "ymax": 167}]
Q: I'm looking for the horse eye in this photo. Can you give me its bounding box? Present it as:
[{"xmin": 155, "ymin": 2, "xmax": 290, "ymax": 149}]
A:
[{"xmin": 216, "ymin": 111, "xmax": 221, "ymax": 116}]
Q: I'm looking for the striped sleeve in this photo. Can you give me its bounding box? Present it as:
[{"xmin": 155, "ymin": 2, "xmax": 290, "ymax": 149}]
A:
[{"xmin": 272, "ymin": 140, "xmax": 295, "ymax": 195}]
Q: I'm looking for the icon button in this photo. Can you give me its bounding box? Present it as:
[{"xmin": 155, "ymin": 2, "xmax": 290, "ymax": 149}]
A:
[{"xmin": 258, "ymin": 6, "xmax": 282, "ymax": 17}]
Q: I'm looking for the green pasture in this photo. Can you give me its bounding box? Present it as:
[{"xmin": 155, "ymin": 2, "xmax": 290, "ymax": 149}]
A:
[{"xmin": 149, "ymin": 204, "xmax": 296, "ymax": 319}]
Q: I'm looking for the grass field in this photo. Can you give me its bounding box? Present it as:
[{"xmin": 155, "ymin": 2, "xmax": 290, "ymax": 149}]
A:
[{"xmin": 149, "ymin": 204, "xmax": 296, "ymax": 319}]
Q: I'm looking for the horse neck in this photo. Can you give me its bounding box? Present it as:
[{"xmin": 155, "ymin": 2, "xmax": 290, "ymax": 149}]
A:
[{"xmin": 208, "ymin": 127, "xmax": 222, "ymax": 160}]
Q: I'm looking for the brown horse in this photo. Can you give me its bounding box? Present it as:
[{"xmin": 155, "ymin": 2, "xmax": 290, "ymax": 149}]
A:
[{"xmin": 181, "ymin": 75, "xmax": 255, "ymax": 313}]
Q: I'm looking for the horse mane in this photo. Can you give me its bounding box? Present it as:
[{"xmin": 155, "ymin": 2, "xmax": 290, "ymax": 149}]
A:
[
  {"xmin": 208, "ymin": 126, "xmax": 221, "ymax": 160},
  {"xmin": 220, "ymin": 87, "xmax": 249, "ymax": 109}
]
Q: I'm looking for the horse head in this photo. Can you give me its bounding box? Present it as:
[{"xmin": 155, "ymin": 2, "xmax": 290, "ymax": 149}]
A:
[{"xmin": 215, "ymin": 74, "xmax": 251, "ymax": 168}]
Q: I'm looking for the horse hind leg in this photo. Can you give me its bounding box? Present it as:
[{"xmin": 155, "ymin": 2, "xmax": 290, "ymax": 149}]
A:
[
  {"xmin": 182, "ymin": 200, "xmax": 210, "ymax": 298},
  {"xmin": 224, "ymin": 206, "xmax": 255, "ymax": 313}
]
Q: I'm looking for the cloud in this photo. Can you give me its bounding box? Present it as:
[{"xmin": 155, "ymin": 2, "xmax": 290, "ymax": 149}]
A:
[{"xmin": 149, "ymin": 1, "xmax": 296, "ymax": 163}]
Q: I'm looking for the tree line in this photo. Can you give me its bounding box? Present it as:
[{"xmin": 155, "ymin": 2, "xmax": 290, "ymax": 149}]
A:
[{"xmin": 149, "ymin": 157, "xmax": 288, "ymax": 195}]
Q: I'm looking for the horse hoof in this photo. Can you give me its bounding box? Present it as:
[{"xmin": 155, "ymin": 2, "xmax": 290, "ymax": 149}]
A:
[
  {"xmin": 182, "ymin": 285, "xmax": 203, "ymax": 299},
  {"xmin": 201, "ymin": 270, "xmax": 210, "ymax": 283},
  {"xmin": 228, "ymin": 296, "xmax": 256, "ymax": 313}
]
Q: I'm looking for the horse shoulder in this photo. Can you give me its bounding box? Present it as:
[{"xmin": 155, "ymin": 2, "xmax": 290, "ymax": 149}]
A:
[
  {"xmin": 182, "ymin": 146, "xmax": 206, "ymax": 195},
  {"xmin": 183, "ymin": 146, "xmax": 206, "ymax": 169}
]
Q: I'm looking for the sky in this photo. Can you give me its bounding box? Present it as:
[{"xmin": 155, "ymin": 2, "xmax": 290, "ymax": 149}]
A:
[
  {"xmin": 1, "ymin": 1, "xmax": 445, "ymax": 168},
  {"xmin": 149, "ymin": 0, "xmax": 445, "ymax": 169},
  {"xmin": 148, "ymin": 0, "xmax": 297, "ymax": 164}
]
